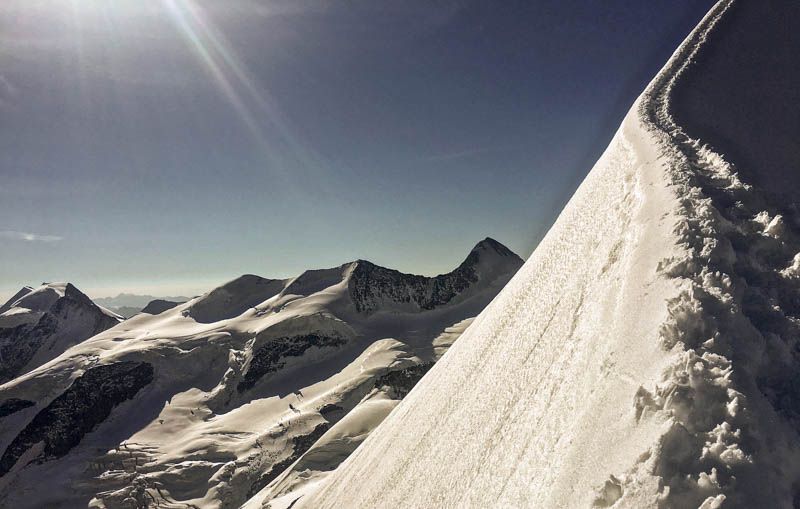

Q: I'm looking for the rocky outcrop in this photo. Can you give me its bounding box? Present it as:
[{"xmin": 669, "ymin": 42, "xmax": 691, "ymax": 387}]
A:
[
  {"xmin": 374, "ymin": 362, "xmax": 435, "ymax": 399},
  {"xmin": 0, "ymin": 399, "xmax": 35, "ymax": 419},
  {"xmin": 0, "ymin": 317, "xmax": 57, "ymax": 383},
  {"xmin": 246, "ymin": 423, "xmax": 331, "ymax": 499},
  {"xmin": 0, "ymin": 361, "xmax": 153, "ymax": 477},
  {"xmin": 349, "ymin": 237, "xmax": 523, "ymax": 314},
  {"xmin": 237, "ymin": 333, "xmax": 348, "ymax": 393}
]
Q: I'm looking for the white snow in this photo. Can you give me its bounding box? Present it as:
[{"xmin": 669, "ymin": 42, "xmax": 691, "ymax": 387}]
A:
[
  {"xmin": 300, "ymin": 80, "xmax": 686, "ymax": 509},
  {"xmin": 0, "ymin": 242, "xmax": 520, "ymax": 508},
  {"xmin": 0, "ymin": 283, "xmax": 123, "ymax": 379},
  {"xmin": 300, "ymin": 1, "xmax": 800, "ymax": 508}
]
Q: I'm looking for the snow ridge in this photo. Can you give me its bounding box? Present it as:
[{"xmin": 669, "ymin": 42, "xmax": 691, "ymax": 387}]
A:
[
  {"xmin": 624, "ymin": 0, "xmax": 800, "ymax": 505},
  {"xmin": 299, "ymin": 2, "xmax": 800, "ymax": 508}
]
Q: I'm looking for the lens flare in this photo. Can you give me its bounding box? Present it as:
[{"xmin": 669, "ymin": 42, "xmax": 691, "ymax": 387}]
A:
[{"xmin": 161, "ymin": 0, "xmax": 327, "ymax": 184}]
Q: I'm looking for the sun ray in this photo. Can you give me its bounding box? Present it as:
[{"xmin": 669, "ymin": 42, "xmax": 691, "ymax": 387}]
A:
[{"xmin": 160, "ymin": 0, "xmax": 329, "ymax": 186}]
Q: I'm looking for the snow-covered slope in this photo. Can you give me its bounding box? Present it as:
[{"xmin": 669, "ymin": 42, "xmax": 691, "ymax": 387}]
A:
[
  {"xmin": 0, "ymin": 239, "xmax": 522, "ymax": 508},
  {"xmin": 299, "ymin": 2, "xmax": 800, "ymax": 508},
  {"xmin": 0, "ymin": 283, "xmax": 122, "ymax": 383}
]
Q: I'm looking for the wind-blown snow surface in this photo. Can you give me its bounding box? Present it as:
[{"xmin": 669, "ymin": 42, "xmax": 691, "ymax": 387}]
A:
[
  {"xmin": 301, "ymin": 2, "xmax": 800, "ymax": 508},
  {"xmin": 0, "ymin": 239, "xmax": 521, "ymax": 508}
]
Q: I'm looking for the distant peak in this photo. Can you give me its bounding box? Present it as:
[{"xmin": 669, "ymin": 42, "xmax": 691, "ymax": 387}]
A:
[
  {"xmin": 477, "ymin": 237, "xmax": 513, "ymax": 254},
  {"xmin": 470, "ymin": 237, "xmax": 517, "ymax": 257},
  {"xmin": 0, "ymin": 286, "xmax": 35, "ymax": 314},
  {"xmin": 63, "ymin": 283, "xmax": 96, "ymax": 306}
]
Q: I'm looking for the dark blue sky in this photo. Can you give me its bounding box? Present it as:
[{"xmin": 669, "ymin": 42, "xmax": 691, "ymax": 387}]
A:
[{"xmin": 0, "ymin": 0, "xmax": 715, "ymax": 299}]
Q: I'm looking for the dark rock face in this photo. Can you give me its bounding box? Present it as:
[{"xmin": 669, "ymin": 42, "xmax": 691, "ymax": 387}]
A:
[
  {"xmin": 0, "ymin": 316, "xmax": 57, "ymax": 383},
  {"xmin": 237, "ymin": 334, "xmax": 348, "ymax": 393},
  {"xmin": 374, "ymin": 362, "xmax": 435, "ymax": 399},
  {"xmin": 0, "ymin": 399, "xmax": 35, "ymax": 419},
  {"xmin": 0, "ymin": 284, "xmax": 121, "ymax": 383},
  {"xmin": 349, "ymin": 261, "xmax": 476, "ymax": 313},
  {"xmin": 349, "ymin": 238, "xmax": 521, "ymax": 314},
  {"xmin": 0, "ymin": 361, "xmax": 154, "ymax": 477},
  {"xmin": 318, "ymin": 403, "xmax": 344, "ymax": 419},
  {"xmin": 247, "ymin": 423, "xmax": 330, "ymax": 498}
]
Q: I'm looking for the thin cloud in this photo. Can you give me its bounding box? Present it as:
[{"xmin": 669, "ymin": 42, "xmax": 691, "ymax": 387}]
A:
[
  {"xmin": 0, "ymin": 74, "xmax": 17, "ymax": 109},
  {"xmin": 0, "ymin": 230, "xmax": 63, "ymax": 243}
]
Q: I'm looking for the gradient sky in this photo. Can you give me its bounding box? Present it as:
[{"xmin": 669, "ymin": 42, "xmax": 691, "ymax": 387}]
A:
[{"xmin": 0, "ymin": 0, "xmax": 716, "ymax": 300}]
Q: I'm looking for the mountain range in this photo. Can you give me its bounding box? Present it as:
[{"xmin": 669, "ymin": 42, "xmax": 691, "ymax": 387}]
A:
[
  {"xmin": 0, "ymin": 238, "xmax": 522, "ymax": 508},
  {"xmin": 93, "ymin": 294, "xmax": 192, "ymax": 319}
]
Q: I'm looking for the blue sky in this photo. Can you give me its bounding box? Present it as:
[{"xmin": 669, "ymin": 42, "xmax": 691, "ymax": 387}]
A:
[{"xmin": 0, "ymin": 0, "xmax": 715, "ymax": 300}]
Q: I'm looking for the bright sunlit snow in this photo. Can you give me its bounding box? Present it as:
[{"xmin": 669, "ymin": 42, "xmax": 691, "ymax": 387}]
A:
[{"xmin": 299, "ymin": 1, "xmax": 800, "ymax": 508}]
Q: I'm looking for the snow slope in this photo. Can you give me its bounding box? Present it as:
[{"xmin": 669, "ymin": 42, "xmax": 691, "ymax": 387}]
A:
[
  {"xmin": 300, "ymin": 2, "xmax": 800, "ymax": 508},
  {"xmin": 0, "ymin": 283, "xmax": 122, "ymax": 383},
  {"xmin": 0, "ymin": 239, "xmax": 521, "ymax": 508}
]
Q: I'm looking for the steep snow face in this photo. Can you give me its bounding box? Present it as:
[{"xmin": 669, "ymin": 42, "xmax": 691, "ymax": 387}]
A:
[
  {"xmin": 0, "ymin": 240, "xmax": 521, "ymax": 508},
  {"xmin": 187, "ymin": 275, "xmax": 287, "ymax": 323},
  {"xmin": 302, "ymin": 88, "xmax": 684, "ymax": 509},
  {"xmin": 0, "ymin": 283, "xmax": 122, "ymax": 383},
  {"xmin": 302, "ymin": 2, "xmax": 800, "ymax": 508}
]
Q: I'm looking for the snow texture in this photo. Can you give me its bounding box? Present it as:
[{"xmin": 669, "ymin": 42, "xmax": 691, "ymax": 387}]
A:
[
  {"xmin": 300, "ymin": 1, "xmax": 800, "ymax": 508},
  {"xmin": 0, "ymin": 239, "xmax": 521, "ymax": 508}
]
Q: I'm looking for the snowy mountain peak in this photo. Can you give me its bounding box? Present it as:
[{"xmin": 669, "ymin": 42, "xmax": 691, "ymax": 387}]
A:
[
  {"xmin": 0, "ymin": 287, "xmax": 34, "ymax": 315},
  {"xmin": 460, "ymin": 237, "xmax": 524, "ymax": 275},
  {"xmin": 177, "ymin": 239, "xmax": 523, "ymax": 322},
  {"xmin": 187, "ymin": 274, "xmax": 287, "ymax": 323},
  {"xmin": 0, "ymin": 239, "xmax": 522, "ymax": 508},
  {"xmin": 0, "ymin": 282, "xmax": 122, "ymax": 383},
  {"xmin": 469, "ymin": 236, "xmax": 518, "ymax": 258}
]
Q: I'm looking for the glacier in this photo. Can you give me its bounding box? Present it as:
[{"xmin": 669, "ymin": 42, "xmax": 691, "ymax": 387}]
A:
[{"xmin": 0, "ymin": 239, "xmax": 521, "ymax": 508}]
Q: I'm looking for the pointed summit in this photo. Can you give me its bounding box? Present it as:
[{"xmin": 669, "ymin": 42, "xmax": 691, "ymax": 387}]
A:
[
  {"xmin": 0, "ymin": 286, "xmax": 34, "ymax": 315},
  {"xmin": 0, "ymin": 282, "xmax": 122, "ymax": 382},
  {"xmin": 469, "ymin": 237, "xmax": 519, "ymax": 258},
  {"xmin": 460, "ymin": 237, "xmax": 524, "ymax": 273}
]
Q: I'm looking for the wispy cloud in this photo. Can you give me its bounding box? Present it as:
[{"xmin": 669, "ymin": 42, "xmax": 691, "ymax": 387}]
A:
[
  {"xmin": 0, "ymin": 74, "xmax": 17, "ymax": 109},
  {"xmin": 0, "ymin": 230, "xmax": 63, "ymax": 242}
]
